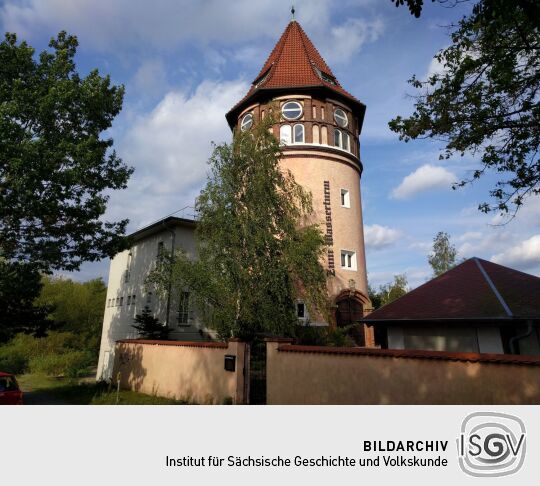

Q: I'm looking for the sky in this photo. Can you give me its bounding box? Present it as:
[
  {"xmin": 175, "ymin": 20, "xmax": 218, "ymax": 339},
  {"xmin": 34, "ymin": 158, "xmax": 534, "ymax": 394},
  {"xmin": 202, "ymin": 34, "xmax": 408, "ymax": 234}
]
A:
[{"xmin": 2, "ymin": 0, "xmax": 539, "ymax": 289}]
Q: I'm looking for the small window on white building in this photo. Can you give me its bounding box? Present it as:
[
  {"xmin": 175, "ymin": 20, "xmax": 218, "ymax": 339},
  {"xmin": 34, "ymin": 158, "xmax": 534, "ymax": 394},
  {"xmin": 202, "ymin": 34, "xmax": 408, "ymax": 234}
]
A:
[
  {"xmin": 120, "ymin": 296, "xmax": 124, "ymax": 306},
  {"xmin": 280, "ymin": 124, "xmax": 291, "ymax": 145},
  {"xmin": 178, "ymin": 291, "xmax": 190, "ymax": 325},
  {"xmin": 115, "ymin": 297, "xmax": 120, "ymax": 306},
  {"xmin": 340, "ymin": 189, "xmax": 350, "ymax": 208},
  {"xmin": 293, "ymin": 124, "xmax": 304, "ymax": 143},
  {"xmin": 340, "ymin": 250, "xmax": 357, "ymax": 271}
]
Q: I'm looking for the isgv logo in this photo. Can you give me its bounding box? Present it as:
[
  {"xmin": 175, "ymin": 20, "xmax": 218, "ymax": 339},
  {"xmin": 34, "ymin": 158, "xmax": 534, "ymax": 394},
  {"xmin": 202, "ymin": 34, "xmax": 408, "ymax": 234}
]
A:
[{"xmin": 457, "ymin": 412, "xmax": 526, "ymax": 477}]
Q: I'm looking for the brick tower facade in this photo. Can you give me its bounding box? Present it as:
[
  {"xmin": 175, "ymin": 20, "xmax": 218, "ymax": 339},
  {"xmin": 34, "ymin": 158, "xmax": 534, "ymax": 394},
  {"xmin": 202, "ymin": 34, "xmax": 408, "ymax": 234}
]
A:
[{"xmin": 226, "ymin": 20, "xmax": 372, "ymax": 330}]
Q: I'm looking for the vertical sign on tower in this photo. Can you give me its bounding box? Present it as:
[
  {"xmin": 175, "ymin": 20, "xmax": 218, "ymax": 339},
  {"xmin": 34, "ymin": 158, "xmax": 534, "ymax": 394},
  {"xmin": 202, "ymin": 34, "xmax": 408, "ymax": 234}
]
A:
[{"xmin": 323, "ymin": 181, "xmax": 335, "ymax": 274}]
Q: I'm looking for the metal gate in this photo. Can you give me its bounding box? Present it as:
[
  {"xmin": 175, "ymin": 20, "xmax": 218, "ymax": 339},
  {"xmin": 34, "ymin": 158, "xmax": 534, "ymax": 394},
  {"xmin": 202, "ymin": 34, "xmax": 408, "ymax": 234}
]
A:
[{"xmin": 248, "ymin": 338, "xmax": 267, "ymax": 404}]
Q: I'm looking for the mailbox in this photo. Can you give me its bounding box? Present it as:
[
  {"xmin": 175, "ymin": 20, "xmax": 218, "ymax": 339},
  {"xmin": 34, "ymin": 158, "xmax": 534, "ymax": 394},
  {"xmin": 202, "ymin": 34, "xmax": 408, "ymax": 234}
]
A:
[{"xmin": 224, "ymin": 355, "xmax": 236, "ymax": 372}]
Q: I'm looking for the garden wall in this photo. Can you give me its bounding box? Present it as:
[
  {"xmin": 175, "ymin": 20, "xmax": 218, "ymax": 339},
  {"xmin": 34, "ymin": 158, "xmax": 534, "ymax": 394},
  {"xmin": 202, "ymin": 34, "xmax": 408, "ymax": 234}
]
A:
[
  {"xmin": 266, "ymin": 339, "xmax": 540, "ymax": 404},
  {"xmin": 113, "ymin": 339, "xmax": 246, "ymax": 404}
]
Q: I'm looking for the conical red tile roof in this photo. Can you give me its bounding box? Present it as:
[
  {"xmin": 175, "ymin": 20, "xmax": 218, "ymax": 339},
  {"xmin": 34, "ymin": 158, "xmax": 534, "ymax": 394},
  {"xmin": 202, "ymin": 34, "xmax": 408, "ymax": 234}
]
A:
[{"xmin": 226, "ymin": 20, "xmax": 365, "ymax": 128}]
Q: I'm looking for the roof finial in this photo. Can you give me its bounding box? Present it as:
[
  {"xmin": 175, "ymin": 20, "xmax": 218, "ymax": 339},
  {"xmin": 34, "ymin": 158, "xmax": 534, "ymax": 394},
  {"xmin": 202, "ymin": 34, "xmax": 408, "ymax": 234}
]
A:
[{"xmin": 291, "ymin": 5, "xmax": 296, "ymax": 21}]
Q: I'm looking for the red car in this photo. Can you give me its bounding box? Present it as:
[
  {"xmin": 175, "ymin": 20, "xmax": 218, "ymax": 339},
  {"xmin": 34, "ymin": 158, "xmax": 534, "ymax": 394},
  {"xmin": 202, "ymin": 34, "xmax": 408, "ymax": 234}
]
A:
[{"xmin": 0, "ymin": 372, "xmax": 23, "ymax": 405}]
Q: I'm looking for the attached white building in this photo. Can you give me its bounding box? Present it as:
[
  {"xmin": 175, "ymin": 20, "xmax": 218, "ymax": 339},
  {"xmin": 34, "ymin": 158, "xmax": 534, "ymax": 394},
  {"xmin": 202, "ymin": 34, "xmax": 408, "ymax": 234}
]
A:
[{"xmin": 96, "ymin": 216, "xmax": 210, "ymax": 380}]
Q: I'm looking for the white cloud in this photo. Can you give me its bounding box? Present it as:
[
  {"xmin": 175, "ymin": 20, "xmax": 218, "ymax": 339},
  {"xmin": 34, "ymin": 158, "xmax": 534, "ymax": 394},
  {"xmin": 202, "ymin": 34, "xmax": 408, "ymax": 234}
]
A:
[
  {"xmin": 323, "ymin": 17, "xmax": 385, "ymax": 64},
  {"xmin": 105, "ymin": 79, "xmax": 248, "ymax": 231},
  {"xmin": 391, "ymin": 164, "xmax": 457, "ymax": 200},
  {"xmin": 491, "ymin": 235, "xmax": 540, "ymax": 272},
  {"xmin": 364, "ymin": 224, "xmax": 401, "ymax": 249},
  {"xmin": 0, "ymin": 0, "xmax": 333, "ymax": 51}
]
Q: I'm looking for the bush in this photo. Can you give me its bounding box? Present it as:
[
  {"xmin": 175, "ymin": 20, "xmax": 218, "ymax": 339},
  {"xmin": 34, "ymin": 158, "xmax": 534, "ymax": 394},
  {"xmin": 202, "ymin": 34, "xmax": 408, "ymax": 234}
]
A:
[
  {"xmin": 0, "ymin": 347, "xmax": 27, "ymax": 374},
  {"xmin": 29, "ymin": 350, "xmax": 94, "ymax": 378},
  {"xmin": 294, "ymin": 325, "xmax": 355, "ymax": 347}
]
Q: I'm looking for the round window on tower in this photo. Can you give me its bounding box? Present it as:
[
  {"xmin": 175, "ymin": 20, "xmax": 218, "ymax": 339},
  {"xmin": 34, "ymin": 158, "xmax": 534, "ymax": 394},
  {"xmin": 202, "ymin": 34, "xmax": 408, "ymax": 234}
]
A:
[
  {"xmin": 281, "ymin": 101, "xmax": 303, "ymax": 120},
  {"xmin": 240, "ymin": 113, "xmax": 253, "ymax": 131},
  {"xmin": 334, "ymin": 108, "xmax": 348, "ymax": 128}
]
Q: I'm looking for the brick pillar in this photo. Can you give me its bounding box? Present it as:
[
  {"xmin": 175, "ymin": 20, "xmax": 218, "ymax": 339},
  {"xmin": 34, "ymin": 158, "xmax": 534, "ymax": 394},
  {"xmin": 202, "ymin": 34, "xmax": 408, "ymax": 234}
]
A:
[{"xmin": 363, "ymin": 324, "xmax": 376, "ymax": 348}]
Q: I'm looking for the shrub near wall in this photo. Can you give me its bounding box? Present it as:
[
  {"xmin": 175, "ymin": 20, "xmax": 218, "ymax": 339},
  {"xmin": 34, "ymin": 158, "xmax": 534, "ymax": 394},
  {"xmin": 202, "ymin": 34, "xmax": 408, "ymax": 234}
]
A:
[{"xmin": 0, "ymin": 332, "xmax": 95, "ymax": 377}]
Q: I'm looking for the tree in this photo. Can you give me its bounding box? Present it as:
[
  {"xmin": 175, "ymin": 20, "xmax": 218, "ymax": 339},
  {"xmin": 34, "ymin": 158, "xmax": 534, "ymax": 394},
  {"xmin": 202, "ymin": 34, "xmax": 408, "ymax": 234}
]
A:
[
  {"xmin": 378, "ymin": 274, "xmax": 409, "ymax": 306},
  {"xmin": 0, "ymin": 32, "xmax": 133, "ymax": 271},
  {"xmin": 148, "ymin": 116, "xmax": 329, "ymax": 340},
  {"xmin": 132, "ymin": 306, "xmax": 170, "ymax": 340},
  {"xmin": 428, "ymin": 231, "xmax": 458, "ymax": 276},
  {"xmin": 36, "ymin": 276, "xmax": 107, "ymax": 351},
  {"xmin": 0, "ymin": 259, "xmax": 51, "ymax": 342},
  {"xmin": 389, "ymin": 0, "xmax": 540, "ymax": 214}
]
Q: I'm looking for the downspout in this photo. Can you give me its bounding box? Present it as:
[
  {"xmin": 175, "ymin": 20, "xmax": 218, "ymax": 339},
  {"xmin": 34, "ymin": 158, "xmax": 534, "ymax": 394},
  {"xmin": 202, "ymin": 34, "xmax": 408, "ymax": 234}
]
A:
[
  {"xmin": 161, "ymin": 221, "xmax": 176, "ymax": 328},
  {"xmin": 509, "ymin": 320, "xmax": 534, "ymax": 355}
]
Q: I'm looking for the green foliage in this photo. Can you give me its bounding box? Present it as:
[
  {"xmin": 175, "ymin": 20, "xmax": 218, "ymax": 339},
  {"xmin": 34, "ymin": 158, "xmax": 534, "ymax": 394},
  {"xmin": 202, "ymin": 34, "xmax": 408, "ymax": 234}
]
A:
[
  {"xmin": 0, "ymin": 259, "xmax": 51, "ymax": 341},
  {"xmin": 294, "ymin": 325, "xmax": 355, "ymax": 347},
  {"xmin": 367, "ymin": 284, "xmax": 383, "ymax": 310},
  {"xmin": 428, "ymin": 231, "xmax": 458, "ymax": 277},
  {"xmin": 0, "ymin": 31, "xmax": 133, "ymax": 271},
  {"xmin": 377, "ymin": 274, "xmax": 409, "ymax": 307},
  {"xmin": 36, "ymin": 275, "xmax": 106, "ymax": 351},
  {"xmin": 0, "ymin": 331, "xmax": 93, "ymax": 376},
  {"xmin": 132, "ymin": 306, "xmax": 170, "ymax": 340},
  {"xmin": 29, "ymin": 350, "xmax": 93, "ymax": 378},
  {"xmin": 148, "ymin": 115, "xmax": 329, "ymax": 340},
  {"xmin": 389, "ymin": 0, "xmax": 540, "ymax": 214}
]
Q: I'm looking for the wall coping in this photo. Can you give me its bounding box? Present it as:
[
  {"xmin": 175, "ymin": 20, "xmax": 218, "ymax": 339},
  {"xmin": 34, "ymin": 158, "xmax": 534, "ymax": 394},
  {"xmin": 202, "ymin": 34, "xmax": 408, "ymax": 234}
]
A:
[
  {"xmin": 117, "ymin": 339, "xmax": 228, "ymax": 349},
  {"xmin": 276, "ymin": 344, "xmax": 540, "ymax": 366}
]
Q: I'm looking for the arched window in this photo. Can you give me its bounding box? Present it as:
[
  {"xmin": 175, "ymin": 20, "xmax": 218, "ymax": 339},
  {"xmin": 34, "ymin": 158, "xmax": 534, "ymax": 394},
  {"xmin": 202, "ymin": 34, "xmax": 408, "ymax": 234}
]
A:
[
  {"xmin": 321, "ymin": 126, "xmax": 328, "ymax": 144},
  {"xmin": 312, "ymin": 125, "xmax": 320, "ymax": 144},
  {"xmin": 281, "ymin": 101, "xmax": 303, "ymax": 120},
  {"xmin": 334, "ymin": 128, "xmax": 342, "ymax": 148},
  {"xmin": 312, "ymin": 105, "xmax": 317, "ymax": 119},
  {"xmin": 293, "ymin": 124, "xmax": 304, "ymax": 143},
  {"xmin": 280, "ymin": 124, "xmax": 291, "ymax": 145},
  {"xmin": 343, "ymin": 133, "xmax": 350, "ymax": 152},
  {"xmin": 240, "ymin": 113, "xmax": 253, "ymax": 131}
]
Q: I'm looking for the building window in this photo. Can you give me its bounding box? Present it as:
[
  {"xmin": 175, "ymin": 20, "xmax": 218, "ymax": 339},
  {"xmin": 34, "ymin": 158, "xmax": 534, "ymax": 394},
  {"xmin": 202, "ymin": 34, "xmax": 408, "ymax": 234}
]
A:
[
  {"xmin": 147, "ymin": 292, "xmax": 152, "ymax": 305},
  {"xmin": 115, "ymin": 297, "xmax": 120, "ymax": 306},
  {"xmin": 340, "ymin": 189, "xmax": 350, "ymax": 208},
  {"xmin": 340, "ymin": 250, "xmax": 357, "ymax": 270},
  {"xmin": 178, "ymin": 291, "xmax": 190, "ymax": 325},
  {"xmin": 334, "ymin": 108, "xmax": 348, "ymax": 128},
  {"xmin": 321, "ymin": 125, "xmax": 328, "ymax": 144},
  {"xmin": 293, "ymin": 124, "xmax": 304, "ymax": 143},
  {"xmin": 321, "ymin": 107, "xmax": 325, "ymax": 120},
  {"xmin": 120, "ymin": 296, "xmax": 124, "ymax": 306},
  {"xmin": 132, "ymin": 294, "xmax": 136, "ymax": 306},
  {"xmin": 280, "ymin": 124, "xmax": 291, "ymax": 145},
  {"xmin": 281, "ymin": 101, "xmax": 303, "ymax": 120},
  {"xmin": 296, "ymin": 302, "xmax": 305, "ymax": 319},
  {"xmin": 241, "ymin": 113, "xmax": 253, "ymax": 131},
  {"xmin": 334, "ymin": 128, "xmax": 342, "ymax": 148},
  {"xmin": 312, "ymin": 105, "xmax": 317, "ymax": 119},
  {"xmin": 127, "ymin": 295, "xmax": 131, "ymax": 305},
  {"xmin": 344, "ymin": 133, "xmax": 351, "ymax": 152}
]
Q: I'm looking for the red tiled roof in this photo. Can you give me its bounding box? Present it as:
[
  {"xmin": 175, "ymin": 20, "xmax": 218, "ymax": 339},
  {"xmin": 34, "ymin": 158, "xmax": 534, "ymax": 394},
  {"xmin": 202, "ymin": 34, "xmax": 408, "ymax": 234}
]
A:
[
  {"xmin": 226, "ymin": 20, "xmax": 365, "ymax": 126},
  {"xmin": 364, "ymin": 258, "xmax": 540, "ymax": 321},
  {"xmin": 277, "ymin": 343, "xmax": 540, "ymax": 366}
]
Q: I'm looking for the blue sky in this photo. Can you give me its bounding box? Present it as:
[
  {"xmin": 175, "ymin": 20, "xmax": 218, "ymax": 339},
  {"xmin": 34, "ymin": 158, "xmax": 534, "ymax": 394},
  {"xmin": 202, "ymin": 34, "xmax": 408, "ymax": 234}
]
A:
[{"xmin": 2, "ymin": 0, "xmax": 539, "ymax": 289}]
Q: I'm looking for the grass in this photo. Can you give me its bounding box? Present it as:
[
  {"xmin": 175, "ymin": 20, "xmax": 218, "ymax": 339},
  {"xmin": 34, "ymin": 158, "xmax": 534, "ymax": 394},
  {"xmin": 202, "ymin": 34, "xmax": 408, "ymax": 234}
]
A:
[{"xmin": 17, "ymin": 373, "xmax": 189, "ymax": 405}]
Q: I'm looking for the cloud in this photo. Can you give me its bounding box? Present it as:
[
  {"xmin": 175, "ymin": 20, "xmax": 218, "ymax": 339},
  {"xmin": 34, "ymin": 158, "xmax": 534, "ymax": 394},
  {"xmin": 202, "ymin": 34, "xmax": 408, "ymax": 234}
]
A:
[
  {"xmin": 491, "ymin": 235, "xmax": 540, "ymax": 272},
  {"xmin": 391, "ymin": 164, "xmax": 457, "ymax": 200},
  {"xmin": 104, "ymin": 79, "xmax": 248, "ymax": 230},
  {"xmin": 0, "ymin": 0, "xmax": 332, "ymax": 51},
  {"xmin": 364, "ymin": 224, "xmax": 401, "ymax": 249},
  {"xmin": 322, "ymin": 17, "xmax": 385, "ymax": 64}
]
